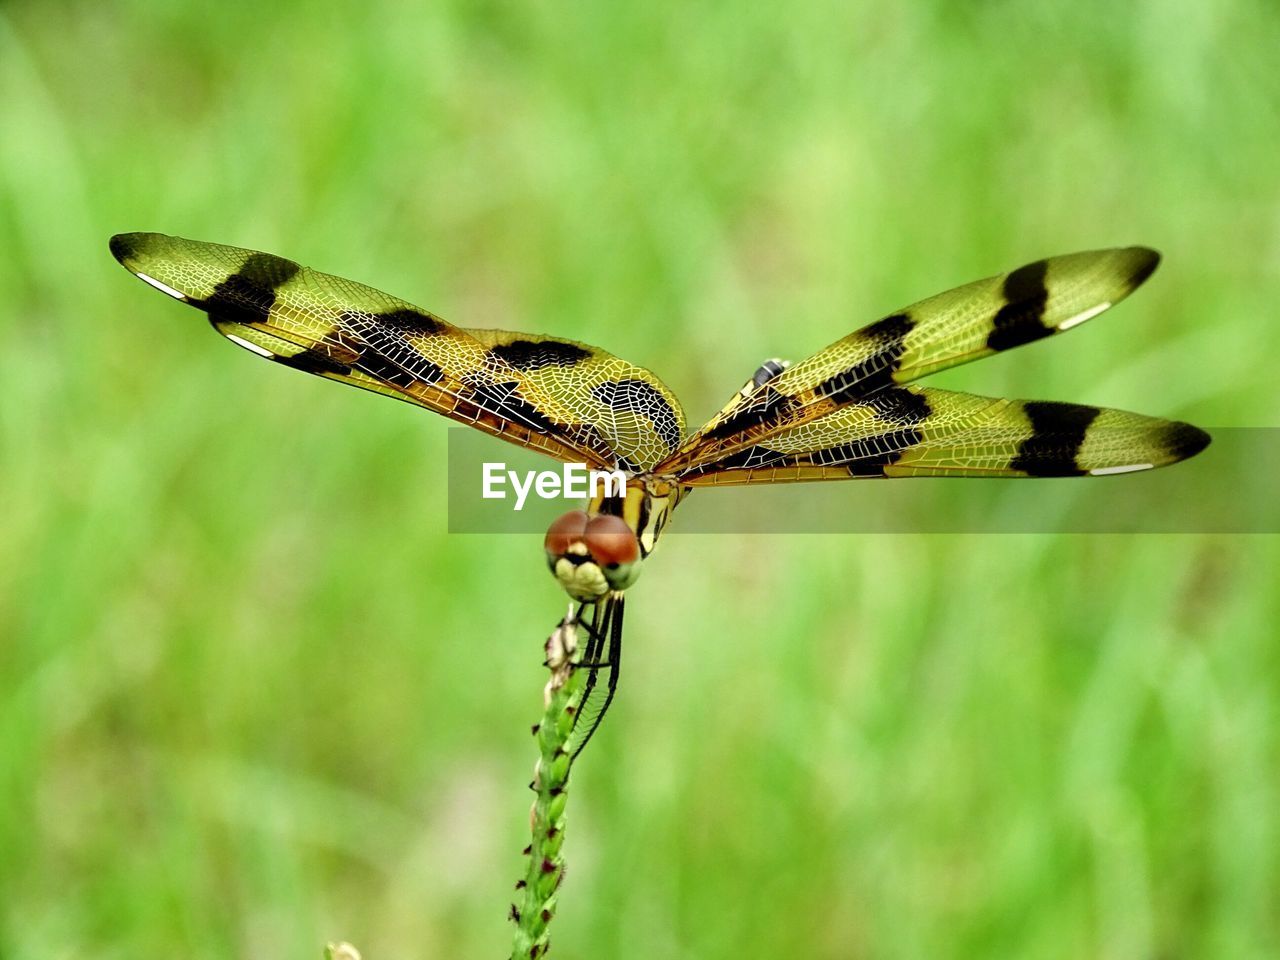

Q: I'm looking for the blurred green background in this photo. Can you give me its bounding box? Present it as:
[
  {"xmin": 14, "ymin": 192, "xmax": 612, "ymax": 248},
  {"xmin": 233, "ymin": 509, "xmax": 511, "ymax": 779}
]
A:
[{"xmin": 2, "ymin": 1, "xmax": 1278, "ymax": 958}]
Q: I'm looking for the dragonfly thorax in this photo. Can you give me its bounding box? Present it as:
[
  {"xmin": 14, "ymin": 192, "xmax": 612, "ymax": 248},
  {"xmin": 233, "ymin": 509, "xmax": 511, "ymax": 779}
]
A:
[{"xmin": 544, "ymin": 510, "xmax": 641, "ymax": 602}]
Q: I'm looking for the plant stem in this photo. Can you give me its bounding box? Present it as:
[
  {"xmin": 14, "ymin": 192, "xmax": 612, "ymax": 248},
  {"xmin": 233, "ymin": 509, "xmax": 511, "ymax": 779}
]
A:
[{"xmin": 510, "ymin": 606, "xmax": 586, "ymax": 959}]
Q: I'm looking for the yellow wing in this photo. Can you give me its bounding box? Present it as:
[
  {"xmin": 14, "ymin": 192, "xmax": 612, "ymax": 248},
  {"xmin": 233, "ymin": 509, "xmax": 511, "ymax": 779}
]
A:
[
  {"xmin": 678, "ymin": 387, "xmax": 1209, "ymax": 484},
  {"xmin": 462, "ymin": 329, "xmax": 684, "ymax": 473},
  {"xmin": 660, "ymin": 247, "xmax": 1161, "ymax": 475},
  {"xmin": 110, "ymin": 233, "xmax": 684, "ymax": 471}
]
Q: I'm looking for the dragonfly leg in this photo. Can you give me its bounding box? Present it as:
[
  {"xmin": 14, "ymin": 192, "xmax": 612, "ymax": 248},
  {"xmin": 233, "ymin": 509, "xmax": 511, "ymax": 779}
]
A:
[
  {"xmin": 569, "ymin": 595, "xmax": 625, "ymax": 761},
  {"xmin": 544, "ymin": 602, "xmax": 596, "ymax": 668},
  {"xmin": 571, "ymin": 600, "xmax": 609, "ymax": 726},
  {"xmin": 574, "ymin": 619, "xmax": 613, "ymax": 665}
]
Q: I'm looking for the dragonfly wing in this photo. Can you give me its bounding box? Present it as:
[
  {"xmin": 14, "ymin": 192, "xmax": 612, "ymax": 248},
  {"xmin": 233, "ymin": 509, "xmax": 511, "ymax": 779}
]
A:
[
  {"xmin": 110, "ymin": 233, "xmax": 683, "ymax": 469},
  {"xmin": 464, "ymin": 329, "xmax": 684, "ymax": 473},
  {"xmin": 661, "ymin": 247, "xmax": 1161, "ymax": 474},
  {"xmin": 678, "ymin": 386, "xmax": 1209, "ymax": 483}
]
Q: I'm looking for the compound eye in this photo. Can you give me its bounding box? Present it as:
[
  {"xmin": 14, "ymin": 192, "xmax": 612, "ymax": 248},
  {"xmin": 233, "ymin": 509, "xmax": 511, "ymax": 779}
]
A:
[
  {"xmin": 544, "ymin": 510, "xmax": 591, "ymax": 559},
  {"xmin": 584, "ymin": 514, "xmax": 640, "ymax": 567},
  {"xmin": 585, "ymin": 515, "xmax": 642, "ymax": 590}
]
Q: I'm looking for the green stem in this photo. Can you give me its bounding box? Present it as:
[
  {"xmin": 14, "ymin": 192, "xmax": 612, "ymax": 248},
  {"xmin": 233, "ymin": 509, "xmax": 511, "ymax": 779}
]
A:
[{"xmin": 510, "ymin": 607, "xmax": 586, "ymax": 959}]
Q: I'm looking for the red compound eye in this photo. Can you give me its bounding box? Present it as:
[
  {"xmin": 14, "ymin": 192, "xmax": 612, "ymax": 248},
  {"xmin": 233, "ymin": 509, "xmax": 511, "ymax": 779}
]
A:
[
  {"xmin": 584, "ymin": 514, "xmax": 640, "ymax": 567},
  {"xmin": 544, "ymin": 510, "xmax": 590, "ymax": 557}
]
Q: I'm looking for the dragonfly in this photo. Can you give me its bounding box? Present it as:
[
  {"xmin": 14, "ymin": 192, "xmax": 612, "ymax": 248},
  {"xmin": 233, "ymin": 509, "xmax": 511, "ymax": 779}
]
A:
[{"xmin": 110, "ymin": 233, "xmax": 1210, "ymax": 757}]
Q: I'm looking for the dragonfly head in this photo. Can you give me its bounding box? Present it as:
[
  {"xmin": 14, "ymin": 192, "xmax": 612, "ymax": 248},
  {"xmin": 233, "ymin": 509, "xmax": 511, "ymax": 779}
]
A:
[{"xmin": 544, "ymin": 510, "xmax": 641, "ymax": 602}]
